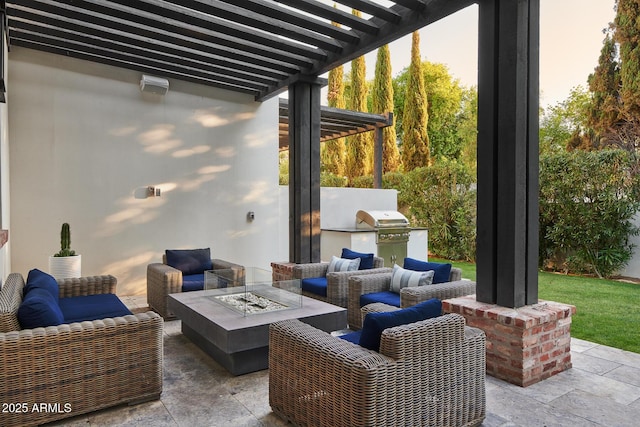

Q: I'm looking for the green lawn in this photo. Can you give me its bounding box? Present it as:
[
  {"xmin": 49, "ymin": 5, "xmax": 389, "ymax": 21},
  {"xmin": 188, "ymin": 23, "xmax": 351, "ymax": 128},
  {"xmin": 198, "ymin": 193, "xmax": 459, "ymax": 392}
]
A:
[{"xmin": 431, "ymin": 258, "xmax": 640, "ymax": 354}]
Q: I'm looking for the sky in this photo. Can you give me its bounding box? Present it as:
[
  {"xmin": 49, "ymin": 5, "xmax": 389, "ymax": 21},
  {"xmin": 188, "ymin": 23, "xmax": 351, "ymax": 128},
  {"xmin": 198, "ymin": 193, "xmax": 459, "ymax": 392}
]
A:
[{"xmin": 327, "ymin": 0, "xmax": 617, "ymax": 109}]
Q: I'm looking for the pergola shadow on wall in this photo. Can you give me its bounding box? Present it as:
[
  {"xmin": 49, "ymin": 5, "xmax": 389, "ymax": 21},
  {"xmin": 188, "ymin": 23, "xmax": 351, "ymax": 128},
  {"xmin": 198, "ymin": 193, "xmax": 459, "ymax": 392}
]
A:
[{"xmin": 2, "ymin": 0, "xmax": 539, "ymax": 308}]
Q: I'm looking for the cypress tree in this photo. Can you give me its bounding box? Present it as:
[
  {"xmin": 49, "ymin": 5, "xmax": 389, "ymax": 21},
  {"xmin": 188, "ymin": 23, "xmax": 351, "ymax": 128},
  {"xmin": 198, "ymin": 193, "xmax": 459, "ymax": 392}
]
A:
[
  {"xmin": 615, "ymin": 0, "xmax": 640, "ymax": 116},
  {"xmin": 371, "ymin": 44, "xmax": 401, "ymax": 173},
  {"xmin": 345, "ymin": 9, "xmax": 371, "ymax": 182},
  {"xmin": 323, "ymin": 13, "xmax": 346, "ymax": 176},
  {"xmin": 402, "ymin": 31, "xmax": 430, "ymax": 170},
  {"xmin": 587, "ymin": 31, "xmax": 621, "ymax": 135}
]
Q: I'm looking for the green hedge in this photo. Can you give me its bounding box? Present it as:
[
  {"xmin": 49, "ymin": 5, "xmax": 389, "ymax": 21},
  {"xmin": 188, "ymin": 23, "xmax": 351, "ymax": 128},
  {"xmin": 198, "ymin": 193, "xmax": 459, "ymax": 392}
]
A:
[
  {"xmin": 539, "ymin": 149, "xmax": 640, "ymax": 278},
  {"xmin": 396, "ymin": 161, "xmax": 477, "ymax": 261}
]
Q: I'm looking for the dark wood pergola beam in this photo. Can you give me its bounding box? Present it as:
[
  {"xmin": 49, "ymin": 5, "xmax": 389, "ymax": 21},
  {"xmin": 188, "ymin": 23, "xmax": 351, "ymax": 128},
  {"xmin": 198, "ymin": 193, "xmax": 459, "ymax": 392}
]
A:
[
  {"xmin": 10, "ymin": 38, "xmax": 259, "ymax": 95},
  {"xmin": 15, "ymin": 0, "xmax": 316, "ymax": 70},
  {"xmin": 257, "ymin": 0, "xmax": 477, "ymax": 100},
  {"xmin": 8, "ymin": 8, "xmax": 292, "ymax": 81},
  {"xmin": 103, "ymin": 0, "xmax": 331, "ymax": 59},
  {"xmin": 159, "ymin": 0, "xmax": 352, "ymax": 51},
  {"xmin": 12, "ymin": 30, "xmax": 270, "ymax": 93},
  {"xmin": 269, "ymin": 0, "xmax": 386, "ymax": 32},
  {"xmin": 9, "ymin": 20, "xmax": 279, "ymax": 88},
  {"xmin": 327, "ymin": 0, "xmax": 403, "ymax": 22},
  {"xmin": 214, "ymin": 0, "xmax": 375, "ymax": 40}
]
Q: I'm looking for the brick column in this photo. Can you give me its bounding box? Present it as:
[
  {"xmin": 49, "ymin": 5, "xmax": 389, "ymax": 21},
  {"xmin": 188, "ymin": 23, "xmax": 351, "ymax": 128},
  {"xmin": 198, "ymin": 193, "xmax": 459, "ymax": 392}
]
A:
[
  {"xmin": 271, "ymin": 262, "xmax": 295, "ymax": 282},
  {"xmin": 443, "ymin": 295, "xmax": 576, "ymax": 387}
]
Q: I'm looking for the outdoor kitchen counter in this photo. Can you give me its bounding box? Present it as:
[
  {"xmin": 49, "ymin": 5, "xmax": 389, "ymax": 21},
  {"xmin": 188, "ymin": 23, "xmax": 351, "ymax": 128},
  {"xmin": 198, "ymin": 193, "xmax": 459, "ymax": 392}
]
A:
[{"xmin": 320, "ymin": 227, "xmax": 428, "ymax": 264}]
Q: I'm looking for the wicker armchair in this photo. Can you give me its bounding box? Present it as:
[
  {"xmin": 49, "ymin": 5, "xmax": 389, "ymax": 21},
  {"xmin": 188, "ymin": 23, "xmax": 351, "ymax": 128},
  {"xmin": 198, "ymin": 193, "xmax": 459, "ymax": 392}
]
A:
[
  {"xmin": 347, "ymin": 268, "xmax": 475, "ymax": 329},
  {"xmin": 269, "ymin": 311, "xmax": 486, "ymax": 427},
  {"xmin": 292, "ymin": 256, "xmax": 390, "ymax": 308},
  {"xmin": 0, "ymin": 273, "xmax": 163, "ymax": 427},
  {"xmin": 147, "ymin": 256, "xmax": 244, "ymax": 318}
]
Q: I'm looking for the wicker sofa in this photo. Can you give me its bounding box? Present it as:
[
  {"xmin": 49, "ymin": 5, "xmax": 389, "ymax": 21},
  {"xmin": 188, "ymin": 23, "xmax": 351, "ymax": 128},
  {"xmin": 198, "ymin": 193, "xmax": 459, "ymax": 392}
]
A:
[
  {"xmin": 0, "ymin": 273, "xmax": 163, "ymax": 427},
  {"xmin": 347, "ymin": 267, "xmax": 475, "ymax": 329},
  {"xmin": 269, "ymin": 309, "xmax": 486, "ymax": 427},
  {"xmin": 147, "ymin": 250, "xmax": 244, "ymax": 318},
  {"xmin": 292, "ymin": 252, "xmax": 390, "ymax": 308}
]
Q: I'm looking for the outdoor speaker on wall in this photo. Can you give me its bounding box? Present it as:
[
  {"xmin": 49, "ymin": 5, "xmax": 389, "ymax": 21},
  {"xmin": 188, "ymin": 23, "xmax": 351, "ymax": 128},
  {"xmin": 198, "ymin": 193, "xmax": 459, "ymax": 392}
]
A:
[{"xmin": 140, "ymin": 75, "xmax": 169, "ymax": 95}]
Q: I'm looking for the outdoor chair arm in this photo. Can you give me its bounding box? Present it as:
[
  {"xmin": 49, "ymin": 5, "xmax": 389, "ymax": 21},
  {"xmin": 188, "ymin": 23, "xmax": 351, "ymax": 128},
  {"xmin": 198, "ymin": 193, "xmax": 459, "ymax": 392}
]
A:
[
  {"xmin": 292, "ymin": 262, "xmax": 329, "ymax": 280},
  {"xmin": 400, "ymin": 280, "xmax": 476, "ymax": 308},
  {"xmin": 347, "ymin": 272, "xmax": 394, "ymax": 328}
]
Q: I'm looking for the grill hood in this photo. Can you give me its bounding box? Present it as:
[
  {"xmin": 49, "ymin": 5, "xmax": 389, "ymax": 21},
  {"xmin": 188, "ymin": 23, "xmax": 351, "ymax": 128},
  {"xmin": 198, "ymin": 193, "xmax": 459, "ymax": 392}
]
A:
[{"xmin": 356, "ymin": 210, "xmax": 409, "ymax": 229}]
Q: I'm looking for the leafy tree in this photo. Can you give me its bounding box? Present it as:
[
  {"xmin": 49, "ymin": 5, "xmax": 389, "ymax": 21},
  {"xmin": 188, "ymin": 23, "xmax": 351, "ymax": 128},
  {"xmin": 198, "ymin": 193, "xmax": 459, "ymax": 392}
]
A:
[
  {"xmin": 279, "ymin": 151, "xmax": 289, "ymax": 185},
  {"xmin": 401, "ymin": 31, "xmax": 430, "ymax": 170},
  {"xmin": 455, "ymin": 86, "xmax": 478, "ymax": 176},
  {"xmin": 393, "ymin": 61, "xmax": 471, "ymax": 162},
  {"xmin": 587, "ymin": 31, "xmax": 621, "ymax": 136},
  {"xmin": 601, "ymin": 112, "xmax": 640, "ymax": 196},
  {"xmin": 615, "ymin": 0, "xmax": 640, "ymax": 116},
  {"xmin": 540, "ymin": 86, "xmax": 593, "ymax": 153},
  {"xmin": 344, "ymin": 9, "xmax": 372, "ymax": 183},
  {"xmin": 419, "ymin": 62, "xmax": 464, "ymax": 160},
  {"xmin": 323, "ymin": 14, "xmax": 346, "ymax": 176},
  {"xmin": 371, "ymin": 44, "xmax": 401, "ymax": 173}
]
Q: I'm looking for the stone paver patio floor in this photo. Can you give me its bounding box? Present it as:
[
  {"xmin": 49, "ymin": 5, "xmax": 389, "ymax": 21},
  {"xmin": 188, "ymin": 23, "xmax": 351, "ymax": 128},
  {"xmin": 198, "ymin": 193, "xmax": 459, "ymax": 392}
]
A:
[{"xmin": 44, "ymin": 295, "xmax": 640, "ymax": 427}]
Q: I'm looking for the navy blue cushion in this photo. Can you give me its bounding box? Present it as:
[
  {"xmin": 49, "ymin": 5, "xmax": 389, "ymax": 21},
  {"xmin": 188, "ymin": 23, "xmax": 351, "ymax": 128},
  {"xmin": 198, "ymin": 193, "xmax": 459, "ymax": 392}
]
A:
[
  {"xmin": 403, "ymin": 258, "xmax": 452, "ymax": 284},
  {"xmin": 182, "ymin": 274, "xmax": 205, "ymax": 292},
  {"xmin": 360, "ymin": 291, "xmax": 400, "ymax": 308},
  {"xmin": 59, "ymin": 294, "xmax": 132, "ymax": 323},
  {"xmin": 358, "ymin": 298, "xmax": 442, "ymax": 351},
  {"xmin": 301, "ymin": 277, "xmax": 327, "ymax": 297},
  {"xmin": 25, "ymin": 268, "xmax": 59, "ymax": 302},
  {"xmin": 17, "ymin": 288, "xmax": 65, "ymax": 329},
  {"xmin": 341, "ymin": 248, "xmax": 375, "ymax": 270},
  {"xmin": 166, "ymin": 248, "xmax": 213, "ymax": 275},
  {"xmin": 338, "ymin": 331, "xmax": 362, "ymax": 345}
]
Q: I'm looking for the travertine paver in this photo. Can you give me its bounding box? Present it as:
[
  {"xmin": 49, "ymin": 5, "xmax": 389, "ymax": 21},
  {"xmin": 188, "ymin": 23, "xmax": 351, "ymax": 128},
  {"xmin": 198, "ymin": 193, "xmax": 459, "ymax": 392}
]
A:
[{"xmin": 44, "ymin": 307, "xmax": 640, "ymax": 427}]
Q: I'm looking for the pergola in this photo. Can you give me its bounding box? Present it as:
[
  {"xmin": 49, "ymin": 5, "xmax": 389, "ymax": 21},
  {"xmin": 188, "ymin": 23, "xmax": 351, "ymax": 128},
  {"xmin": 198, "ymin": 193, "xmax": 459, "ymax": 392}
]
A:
[{"xmin": 2, "ymin": 0, "xmax": 540, "ymax": 308}]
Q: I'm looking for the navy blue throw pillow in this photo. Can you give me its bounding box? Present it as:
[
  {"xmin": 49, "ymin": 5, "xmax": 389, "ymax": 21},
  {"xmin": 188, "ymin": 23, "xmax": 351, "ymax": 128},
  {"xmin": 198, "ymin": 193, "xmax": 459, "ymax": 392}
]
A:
[
  {"xmin": 341, "ymin": 248, "xmax": 375, "ymax": 270},
  {"xmin": 358, "ymin": 298, "xmax": 442, "ymax": 351},
  {"xmin": 25, "ymin": 268, "xmax": 60, "ymax": 302},
  {"xmin": 166, "ymin": 248, "xmax": 213, "ymax": 275},
  {"xmin": 403, "ymin": 258, "xmax": 452, "ymax": 284},
  {"xmin": 18, "ymin": 288, "xmax": 65, "ymax": 329}
]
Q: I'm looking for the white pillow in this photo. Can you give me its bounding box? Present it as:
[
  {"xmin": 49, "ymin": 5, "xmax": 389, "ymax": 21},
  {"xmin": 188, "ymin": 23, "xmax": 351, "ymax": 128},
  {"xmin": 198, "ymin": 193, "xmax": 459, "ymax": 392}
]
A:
[
  {"xmin": 390, "ymin": 264, "xmax": 435, "ymax": 293},
  {"xmin": 327, "ymin": 256, "xmax": 361, "ymax": 273}
]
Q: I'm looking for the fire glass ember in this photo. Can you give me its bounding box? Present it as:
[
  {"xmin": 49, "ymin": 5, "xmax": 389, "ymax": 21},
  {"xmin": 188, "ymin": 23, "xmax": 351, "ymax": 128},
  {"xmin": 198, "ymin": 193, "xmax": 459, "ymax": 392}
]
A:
[{"xmin": 214, "ymin": 292, "xmax": 288, "ymax": 314}]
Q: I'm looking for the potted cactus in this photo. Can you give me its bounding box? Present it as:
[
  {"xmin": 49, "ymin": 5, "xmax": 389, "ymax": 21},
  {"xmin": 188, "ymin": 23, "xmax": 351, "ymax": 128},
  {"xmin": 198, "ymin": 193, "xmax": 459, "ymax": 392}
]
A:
[{"xmin": 48, "ymin": 223, "xmax": 82, "ymax": 279}]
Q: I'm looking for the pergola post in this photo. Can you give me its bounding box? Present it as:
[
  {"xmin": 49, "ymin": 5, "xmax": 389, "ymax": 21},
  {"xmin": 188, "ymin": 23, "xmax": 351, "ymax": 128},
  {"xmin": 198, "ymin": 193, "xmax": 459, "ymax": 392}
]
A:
[
  {"xmin": 288, "ymin": 80, "xmax": 322, "ymax": 263},
  {"xmin": 373, "ymin": 126, "xmax": 383, "ymax": 189},
  {"xmin": 476, "ymin": 0, "xmax": 540, "ymax": 307}
]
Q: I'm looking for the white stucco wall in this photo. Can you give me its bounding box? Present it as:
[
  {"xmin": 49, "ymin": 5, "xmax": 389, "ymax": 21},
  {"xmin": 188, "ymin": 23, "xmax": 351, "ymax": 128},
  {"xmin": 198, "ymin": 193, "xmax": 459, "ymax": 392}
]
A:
[
  {"xmin": 620, "ymin": 212, "xmax": 640, "ymax": 279},
  {"xmin": 0, "ymin": 33, "xmax": 10, "ymax": 282},
  {"xmin": 276, "ymin": 186, "xmax": 400, "ymax": 263},
  {"xmin": 8, "ymin": 48, "xmax": 280, "ymax": 295}
]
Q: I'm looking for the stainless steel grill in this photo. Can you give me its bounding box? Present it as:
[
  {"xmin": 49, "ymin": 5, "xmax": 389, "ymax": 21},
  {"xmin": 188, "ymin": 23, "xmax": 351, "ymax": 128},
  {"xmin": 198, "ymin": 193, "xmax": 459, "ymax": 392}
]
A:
[{"xmin": 356, "ymin": 210, "xmax": 410, "ymax": 266}]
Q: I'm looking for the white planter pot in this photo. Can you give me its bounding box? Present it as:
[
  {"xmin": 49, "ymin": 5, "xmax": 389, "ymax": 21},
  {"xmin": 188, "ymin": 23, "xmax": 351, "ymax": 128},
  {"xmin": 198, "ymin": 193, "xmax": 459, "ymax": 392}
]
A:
[{"xmin": 48, "ymin": 255, "xmax": 82, "ymax": 279}]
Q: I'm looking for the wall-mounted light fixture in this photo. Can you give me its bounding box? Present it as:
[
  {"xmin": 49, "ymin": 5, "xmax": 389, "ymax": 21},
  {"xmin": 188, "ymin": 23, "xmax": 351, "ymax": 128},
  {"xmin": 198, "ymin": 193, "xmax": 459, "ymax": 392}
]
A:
[
  {"xmin": 140, "ymin": 75, "xmax": 169, "ymax": 95},
  {"xmin": 147, "ymin": 186, "xmax": 161, "ymax": 197},
  {"xmin": 134, "ymin": 186, "xmax": 162, "ymax": 199}
]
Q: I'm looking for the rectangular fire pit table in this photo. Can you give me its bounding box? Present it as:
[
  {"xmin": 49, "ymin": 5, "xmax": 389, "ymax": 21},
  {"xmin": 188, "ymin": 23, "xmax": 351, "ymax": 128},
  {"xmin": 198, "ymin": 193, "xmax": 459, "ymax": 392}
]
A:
[{"xmin": 168, "ymin": 285, "xmax": 347, "ymax": 375}]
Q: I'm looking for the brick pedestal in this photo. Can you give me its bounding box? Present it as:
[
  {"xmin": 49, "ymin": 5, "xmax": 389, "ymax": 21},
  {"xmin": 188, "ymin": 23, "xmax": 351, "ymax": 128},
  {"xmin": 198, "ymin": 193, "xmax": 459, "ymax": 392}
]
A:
[
  {"xmin": 443, "ymin": 295, "xmax": 576, "ymax": 387},
  {"xmin": 271, "ymin": 262, "xmax": 295, "ymax": 282}
]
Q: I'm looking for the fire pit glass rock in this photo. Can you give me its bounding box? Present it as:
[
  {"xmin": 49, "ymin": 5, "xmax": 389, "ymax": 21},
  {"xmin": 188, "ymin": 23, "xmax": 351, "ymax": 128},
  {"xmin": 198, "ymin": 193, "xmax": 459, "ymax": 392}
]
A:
[{"xmin": 204, "ymin": 267, "xmax": 301, "ymax": 316}]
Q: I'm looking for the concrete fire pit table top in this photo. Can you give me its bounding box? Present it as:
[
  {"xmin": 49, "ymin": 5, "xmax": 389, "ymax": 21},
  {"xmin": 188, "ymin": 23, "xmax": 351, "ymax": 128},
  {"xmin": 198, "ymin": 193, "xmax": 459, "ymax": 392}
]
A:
[{"xmin": 168, "ymin": 284, "xmax": 347, "ymax": 375}]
